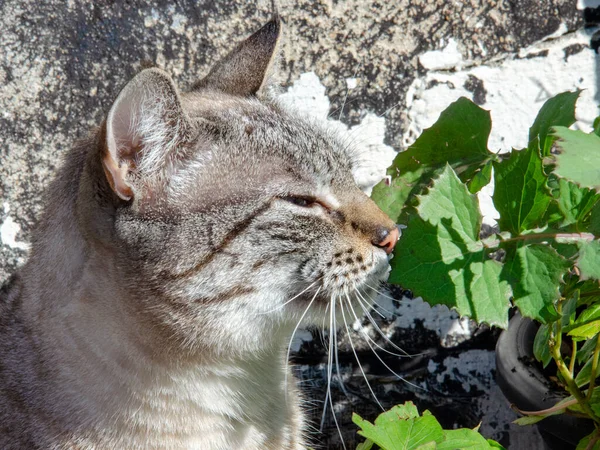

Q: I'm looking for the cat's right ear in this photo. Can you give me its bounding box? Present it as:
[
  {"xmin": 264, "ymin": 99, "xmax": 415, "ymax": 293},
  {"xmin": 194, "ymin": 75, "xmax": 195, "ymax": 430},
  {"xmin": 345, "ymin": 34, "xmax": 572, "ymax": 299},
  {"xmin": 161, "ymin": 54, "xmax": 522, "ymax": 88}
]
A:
[{"xmin": 104, "ymin": 68, "xmax": 191, "ymax": 201}]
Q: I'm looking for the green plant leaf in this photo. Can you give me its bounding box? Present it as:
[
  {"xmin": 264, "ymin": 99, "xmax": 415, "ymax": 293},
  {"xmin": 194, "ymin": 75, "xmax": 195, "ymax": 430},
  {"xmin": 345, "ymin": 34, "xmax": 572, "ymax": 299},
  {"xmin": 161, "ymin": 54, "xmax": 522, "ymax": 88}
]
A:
[
  {"xmin": 513, "ymin": 415, "xmax": 549, "ymax": 426},
  {"xmin": 391, "ymin": 166, "xmax": 511, "ymax": 327},
  {"xmin": 356, "ymin": 439, "xmax": 374, "ymax": 450},
  {"xmin": 529, "ymin": 91, "xmax": 580, "ymax": 157},
  {"xmin": 503, "ymin": 244, "xmax": 569, "ymax": 323},
  {"xmin": 552, "ymin": 127, "xmax": 600, "ymax": 191},
  {"xmin": 372, "ymin": 97, "xmax": 492, "ymax": 223},
  {"xmin": 576, "ymin": 431, "xmax": 600, "ymax": 450},
  {"xmin": 575, "ymin": 355, "xmax": 599, "ymax": 388},
  {"xmin": 352, "ymin": 403, "xmax": 443, "ymax": 450},
  {"xmin": 546, "ymin": 175, "xmax": 600, "ymax": 230},
  {"xmin": 533, "ymin": 324, "xmax": 553, "ymax": 367},
  {"xmin": 493, "ymin": 146, "xmax": 553, "ymax": 234},
  {"xmin": 568, "ymin": 320, "xmax": 600, "ymax": 340},
  {"xmin": 487, "ymin": 440, "xmax": 507, "ymax": 449},
  {"xmin": 436, "ymin": 428, "xmax": 495, "ymax": 449},
  {"xmin": 578, "ymin": 335, "xmax": 599, "ymax": 364},
  {"xmin": 468, "ymin": 160, "xmax": 493, "ymax": 194},
  {"xmin": 577, "ymin": 240, "xmax": 600, "ymax": 280}
]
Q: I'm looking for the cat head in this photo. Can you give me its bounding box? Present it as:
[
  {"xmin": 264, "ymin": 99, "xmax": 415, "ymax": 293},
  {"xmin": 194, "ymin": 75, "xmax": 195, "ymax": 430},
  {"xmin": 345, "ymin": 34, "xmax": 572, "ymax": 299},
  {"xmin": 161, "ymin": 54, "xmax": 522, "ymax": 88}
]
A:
[{"xmin": 97, "ymin": 18, "xmax": 398, "ymax": 352}]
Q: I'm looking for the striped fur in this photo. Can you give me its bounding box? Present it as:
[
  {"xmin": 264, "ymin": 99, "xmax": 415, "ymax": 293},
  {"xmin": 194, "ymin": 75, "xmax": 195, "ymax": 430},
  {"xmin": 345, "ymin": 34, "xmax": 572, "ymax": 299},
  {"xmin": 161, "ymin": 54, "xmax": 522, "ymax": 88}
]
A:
[{"xmin": 0, "ymin": 18, "xmax": 397, "ymax": 449}]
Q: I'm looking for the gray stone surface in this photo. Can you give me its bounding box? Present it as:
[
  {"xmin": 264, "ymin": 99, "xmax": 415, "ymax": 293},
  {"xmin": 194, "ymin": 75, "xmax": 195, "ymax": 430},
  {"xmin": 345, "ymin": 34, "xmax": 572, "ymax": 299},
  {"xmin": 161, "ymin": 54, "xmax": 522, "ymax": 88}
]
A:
[{"xmin": 0, "ymin": 1, "xmax": 586, "ymax": 449}]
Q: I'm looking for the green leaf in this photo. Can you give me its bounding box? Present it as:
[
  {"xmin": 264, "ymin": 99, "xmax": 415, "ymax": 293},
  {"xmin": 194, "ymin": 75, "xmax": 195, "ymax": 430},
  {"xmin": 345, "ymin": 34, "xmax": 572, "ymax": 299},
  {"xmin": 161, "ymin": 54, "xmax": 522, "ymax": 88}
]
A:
[
  {"xmin": 575, "ymin": 355, "xmax": 598, "ymax": 388},
  {"xmin": 562, "ymin": 294, "xmax": 578, "ymax": 327},
  {"xmin": 529, "ymin": 91, "xmax": 580, "ymax": 157},
  {"xmin": 391, "ymin": 166, "xmax": 511, "ymax": 327},
  {"xmin": 591, "ymin": 203, "xmax": 600, "ymax": 235},
  {"xmin": 352, "ymin": 403, "xmax": 443, "ymax": 450},
  {"xmin": 578, "ymin": 335, "xmax": 599, "ymax": 364},
  {"xmin": 437, "ymin": 428, "xmax": 495, "ymax": 449},
  {"xmin": 513, "ymin": 415, "xmax": 549, "ymax": 426},
  {"xmin": 546, "ymin": 175, "xmax": 600, "ymax": 230},
  {"xmin": 487, "ymin": 439, "xmax": 507, "ymax": 450},
  {"xmin": 372, "ymin": 97, "xmax": 492, "ymax": 223},
  {"xmin": 552, "ymin": 127, "xmax": 600, "ymax": 191},
  {"xmin": 503, "ymin": 244, "xmax": 569, "ymax": 323},
  {"xmin": 594, "ymin": 116, "xmax": 600, "ymax": 137},
  {"xmin": 578, "ymin": 240, "xmax": 600, "ymax": 280},
  {"xmin": 533, "ymin": 324, "xmax": 552, "ymax": 367},
  {"xmin": 493, "ymin": 147, "xmax": 553, "ymax": 234},
  {"xmin": 356, "ymin": 439, "xmax": 374, "ymax": 450},
  {"xmin": 568, "ymin": 320, "xmax": 600, "ymax": 340},
  {"xmin": 576, "ymin": 431, "xmax": 600, "ymax": 450},
  {"xmin": 468, "ymin": 160, "xmax": 493, "ymax": 194}
]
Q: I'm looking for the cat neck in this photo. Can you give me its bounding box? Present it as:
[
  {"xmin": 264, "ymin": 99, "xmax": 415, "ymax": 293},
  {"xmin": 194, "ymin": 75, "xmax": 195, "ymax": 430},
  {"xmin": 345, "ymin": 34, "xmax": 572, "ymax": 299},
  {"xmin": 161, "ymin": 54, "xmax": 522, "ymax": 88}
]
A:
[{"xmin": 15, "ymin": 138, "xmax": 302, "ymax": 446}]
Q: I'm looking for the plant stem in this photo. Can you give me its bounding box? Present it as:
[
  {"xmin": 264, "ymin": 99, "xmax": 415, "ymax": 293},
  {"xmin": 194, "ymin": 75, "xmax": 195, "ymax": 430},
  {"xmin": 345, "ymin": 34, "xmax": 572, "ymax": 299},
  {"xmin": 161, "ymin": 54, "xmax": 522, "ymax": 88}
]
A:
[
  {"xmin": 585, "ymin": 430, "xmax": 600, "ymax": 450},
  {"xmin": 570, "ymin": 341, "xmax": 578, "ymax": 376},
  {"xmin": 483, "ymin": 232, "xmax": 596, "ymax": 249},
  {"xmin": 551, "ymin": 302, "xmax": 600, "ymax": 424},
  {"xmin": 587, "ymin": 333, "xmax": 600, "ymax": 401}
]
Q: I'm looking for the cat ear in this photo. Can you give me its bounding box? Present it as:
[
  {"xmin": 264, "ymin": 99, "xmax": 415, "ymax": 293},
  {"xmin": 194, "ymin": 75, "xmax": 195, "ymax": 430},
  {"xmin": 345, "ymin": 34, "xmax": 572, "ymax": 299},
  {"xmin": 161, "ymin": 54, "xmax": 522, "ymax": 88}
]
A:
[
  {"xmin": 192, "ymin": 17, "xmax": 283, "ymax": 97},
  {"xmin": 104, "ymin": 68, "xmax": 191, "ymax": 201}
]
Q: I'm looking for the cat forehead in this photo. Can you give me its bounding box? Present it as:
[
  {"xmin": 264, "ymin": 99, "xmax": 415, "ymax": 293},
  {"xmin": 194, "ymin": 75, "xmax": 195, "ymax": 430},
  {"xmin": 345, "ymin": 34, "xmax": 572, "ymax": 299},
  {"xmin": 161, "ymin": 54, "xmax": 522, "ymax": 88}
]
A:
[{"xmin": 182, "ymin": 91, "xmax": 355, "ymax": 182}]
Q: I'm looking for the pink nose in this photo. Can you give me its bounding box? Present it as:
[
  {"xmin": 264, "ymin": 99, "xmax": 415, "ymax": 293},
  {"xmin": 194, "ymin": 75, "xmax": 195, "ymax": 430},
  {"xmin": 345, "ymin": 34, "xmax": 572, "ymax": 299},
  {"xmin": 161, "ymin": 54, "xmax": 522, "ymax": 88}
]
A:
[{"xmin": 373, "ymin": 227, "xmax": 399, "ymax": 254}]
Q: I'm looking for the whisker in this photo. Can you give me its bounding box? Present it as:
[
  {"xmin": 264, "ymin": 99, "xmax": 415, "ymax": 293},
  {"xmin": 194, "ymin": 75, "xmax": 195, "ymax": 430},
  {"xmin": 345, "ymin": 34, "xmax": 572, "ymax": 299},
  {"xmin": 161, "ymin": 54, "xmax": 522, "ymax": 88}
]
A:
[
  {"xmin": 358, "ymin": 285, "xmax": 398, "ymax": 316},
  {"xmin": 355, "ymin": 288, "xmax": 386, "ymax": 319},
  {"xmin": 352, "ymin": 293, "xmax": 415, "ymax": 357},
  {"xmin": 342, "ymin": 294, "xmax": 384, "ymax": 411},
  {"xmin": 347, "ymin": 297, "xmax": 414, "ymax": 358},
  {"xmin": 333, "ymin": 296, "xmax": 349, "ymax": 398},
  {"xmin": 364, "ymin": 282, "xmax": 407, "ymax": 303},
  {"xmin": 322, "ymin": 295, "xmax": 347, "ymax": 449},
  {"xmin": 259, "ymin": 280, "xmax": 320, "ymax": 314},
  {"xmin": 348, "ymin": 299, "xmax": 426, "ymax": 391},
  {"xmin": 284, "ymin": 286, "xmax": 321, "ymax": 401}
]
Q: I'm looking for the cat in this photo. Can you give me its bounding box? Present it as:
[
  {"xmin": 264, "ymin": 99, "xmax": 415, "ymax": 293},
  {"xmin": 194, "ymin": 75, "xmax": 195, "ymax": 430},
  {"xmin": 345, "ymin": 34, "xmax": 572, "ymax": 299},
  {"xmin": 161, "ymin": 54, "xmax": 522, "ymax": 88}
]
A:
[{"xmin": 0, "ymin": 17, "xmax": 398, "ymax": 450}]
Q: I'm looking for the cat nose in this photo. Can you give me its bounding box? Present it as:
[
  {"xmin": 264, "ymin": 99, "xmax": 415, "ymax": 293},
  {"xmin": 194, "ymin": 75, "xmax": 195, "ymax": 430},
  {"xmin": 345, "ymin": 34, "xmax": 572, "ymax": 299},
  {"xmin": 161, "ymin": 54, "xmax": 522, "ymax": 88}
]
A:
[{"xmin": 372, "ymin": 226, "xmax": 399, "ymax": 254}]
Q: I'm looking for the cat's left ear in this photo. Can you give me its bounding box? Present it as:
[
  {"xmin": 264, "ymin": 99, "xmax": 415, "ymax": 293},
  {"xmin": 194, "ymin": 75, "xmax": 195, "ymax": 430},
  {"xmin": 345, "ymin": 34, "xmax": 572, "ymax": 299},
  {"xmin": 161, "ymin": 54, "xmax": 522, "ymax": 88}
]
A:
[
  {"xmin": 192, "ymin": 17, "xmax": 283, "ymax": 97},
  {"xmin": 104, "ymin": 68, "xmax": 192, "ymax": 201}
]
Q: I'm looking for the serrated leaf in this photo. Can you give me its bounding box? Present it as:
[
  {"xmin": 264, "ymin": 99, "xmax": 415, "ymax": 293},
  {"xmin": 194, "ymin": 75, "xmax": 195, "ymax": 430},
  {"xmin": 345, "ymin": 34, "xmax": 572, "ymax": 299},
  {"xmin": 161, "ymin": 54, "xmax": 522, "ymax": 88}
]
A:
[
  {"xmin": 468, "ymin": 160, "xmax": 493, "ymax": 194},
  {"xmin": 503, "ymin": 244, "xmax": 569, "ymax": 323},
  {"xmin": 552, "ymin": 127, "xmax": 600, "ymax": 191},
  {"xmin": 372, "ymin": 97, "xmax": 492, "ymax": 223},
  {"xmin": 352, "ymin": 403, "xmax": 443, "ymax": 450},
  {"xmin": 529, "ymin": 91, "xmax": 580, "ymax": 157},
  {"xmin": 391, "ymin": 166, "xmax": 511, "ymax": 327},
  {"xmin": 576, "ymin": 431, "xmax": 600, "ymax": 450},
  {"xmin": 493, "ymin": 147, "xmax": 553, "ymax": 234},
  {"xmin": 437, "ymin": 428, "xmax": 495, "ymax": 449},
  {"xmin": 578, "ymin": 240, "xmax": 600, "ymax": 280},
  {"xmin": 534, "ymin": 324, "xmax": 552, "ymax": 367},
  {"xmin": 546, "ymin": 175, "xmax": 600, "ymax": 230}
]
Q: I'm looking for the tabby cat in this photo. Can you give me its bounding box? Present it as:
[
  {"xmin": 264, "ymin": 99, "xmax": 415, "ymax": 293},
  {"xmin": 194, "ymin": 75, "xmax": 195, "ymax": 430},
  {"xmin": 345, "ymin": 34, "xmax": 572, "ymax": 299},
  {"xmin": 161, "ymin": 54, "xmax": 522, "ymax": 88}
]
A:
[{"xmin": 0, "ymin": 18, "xmax": 398, "ymax": 449}]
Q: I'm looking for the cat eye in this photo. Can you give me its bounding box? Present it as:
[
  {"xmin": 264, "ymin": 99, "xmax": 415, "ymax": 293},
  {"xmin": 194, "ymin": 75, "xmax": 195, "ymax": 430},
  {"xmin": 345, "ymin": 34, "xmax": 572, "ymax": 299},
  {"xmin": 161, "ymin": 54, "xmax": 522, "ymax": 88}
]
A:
[{"xmin": 281, "ymin": 195, "xmax": 318, "ymax": 208}]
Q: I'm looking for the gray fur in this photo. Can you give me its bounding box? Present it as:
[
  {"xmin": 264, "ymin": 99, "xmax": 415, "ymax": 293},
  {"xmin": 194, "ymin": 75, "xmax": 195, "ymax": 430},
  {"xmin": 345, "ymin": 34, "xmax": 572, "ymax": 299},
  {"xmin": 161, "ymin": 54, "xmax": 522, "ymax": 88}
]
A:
[{"xmin": 0, "ymin": 18, "xmax": 397, "ymax": 449}]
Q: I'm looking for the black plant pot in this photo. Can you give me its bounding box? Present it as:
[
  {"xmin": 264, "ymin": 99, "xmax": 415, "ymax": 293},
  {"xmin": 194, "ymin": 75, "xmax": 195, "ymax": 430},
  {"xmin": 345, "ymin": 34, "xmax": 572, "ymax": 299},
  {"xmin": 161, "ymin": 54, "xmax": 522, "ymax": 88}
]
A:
[{"xmin": 496, "ymin": 313, "xmax": 594, "ymax": 450}]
